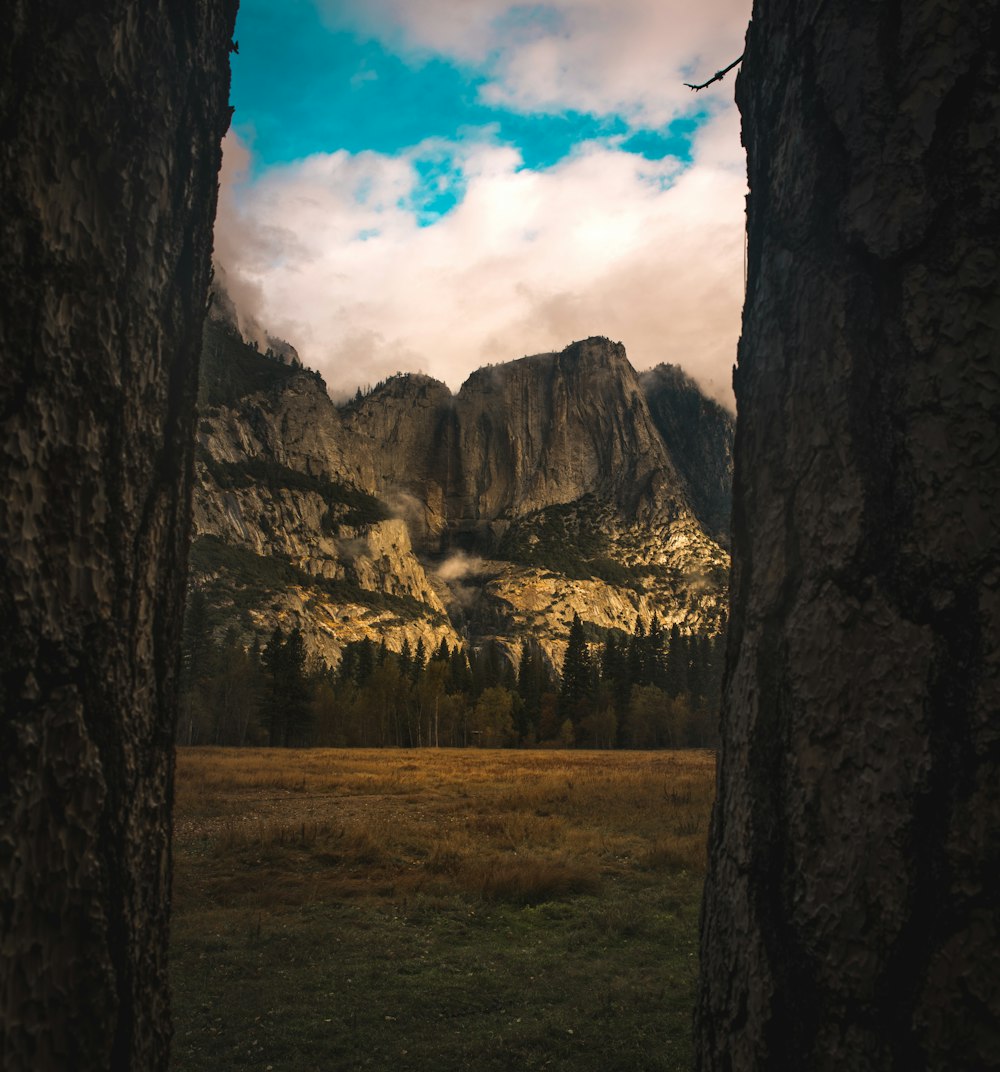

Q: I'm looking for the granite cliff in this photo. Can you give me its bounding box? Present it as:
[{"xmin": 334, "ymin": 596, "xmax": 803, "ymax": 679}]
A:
[{"xmin": 190, "ymin": 317, "xmax": 732, "ymax": 672}]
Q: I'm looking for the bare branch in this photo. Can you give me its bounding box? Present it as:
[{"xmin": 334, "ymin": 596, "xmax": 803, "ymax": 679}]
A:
[{"xmin": 684, "ymin": 53, "xmax": 744, "ymax": 91}]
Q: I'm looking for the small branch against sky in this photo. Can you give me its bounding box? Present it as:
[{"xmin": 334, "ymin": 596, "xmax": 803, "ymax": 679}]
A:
[{"xmin": 684, "ymin": 53, "xmax": 744, "ymax": 91}]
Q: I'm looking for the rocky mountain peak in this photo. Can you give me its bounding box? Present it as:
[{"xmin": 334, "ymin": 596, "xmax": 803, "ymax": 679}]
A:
[
  {"xmin": 458, "ymin": 336, "xmax": 631, "ymax": 396},
  {"xmin": 207, "ymin": 273, "xmax": 302, "ymax": 366},
  {"xmin": 363, "ymin": 371, "xmax": 452, "ymax": 403},
  {"xmin": 190, "ymin": 326, "xmax": 733, "ymax": 671},
  {"xmin": 558, "ymin": 334, "xmax": 629, "ymax": 368},
  {"xmin": 445, "ymin": 337, "xmax": 679, "ymax": 529}
]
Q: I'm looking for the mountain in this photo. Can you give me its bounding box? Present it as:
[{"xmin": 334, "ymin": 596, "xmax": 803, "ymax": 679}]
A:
[
  {"xmin": 348, "ymin": 339, "xmax": 691, "ymax": 541},
  {"xmin": 639, "ymin": 364, "xmax": 734, "ymax": 546},
  {"xmin": 189, "ymin": 318, "xmax": 733, "ymax": 674}
]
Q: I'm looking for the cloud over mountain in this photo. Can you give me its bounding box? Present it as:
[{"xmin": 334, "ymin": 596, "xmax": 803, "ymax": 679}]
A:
[{"xmin": 215, "ymin": 0, "xmax": 750, "ymax": 406}]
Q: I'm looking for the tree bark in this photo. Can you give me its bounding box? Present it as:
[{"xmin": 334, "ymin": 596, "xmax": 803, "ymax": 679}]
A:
[
  {"xmin": 0, "ymin": 4, "xmax": 236, "ymax": 1069},
  {"xmin": 697, "ymin": 3, "xmax": 1000, "ymax": 1070}
]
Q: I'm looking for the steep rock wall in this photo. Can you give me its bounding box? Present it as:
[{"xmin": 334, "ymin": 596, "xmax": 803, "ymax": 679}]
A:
[{"xmin": 192, "ymin": 330, "xmax": 733, "ymax": 669}]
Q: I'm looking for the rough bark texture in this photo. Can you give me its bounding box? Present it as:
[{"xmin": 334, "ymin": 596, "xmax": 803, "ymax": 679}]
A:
[
  {"xmin": 0, "ymin": 4, "xmax": 236, "ymax": 1069},
  {"xmin": 697, "ymin": 3, "xmax": 1000, "ymax": 1070}
]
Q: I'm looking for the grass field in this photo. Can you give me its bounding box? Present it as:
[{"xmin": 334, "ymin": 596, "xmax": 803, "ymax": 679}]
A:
[{"xmin": 170, "ymin": 748, "xmax": 716, "ymax": 1071}]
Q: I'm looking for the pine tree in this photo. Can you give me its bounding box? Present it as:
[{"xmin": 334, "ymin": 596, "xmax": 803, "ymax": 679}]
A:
[
  {"xmin": 647, "ymin": 613, "xmax": 666, "ymax": 689},
  {"xmin": 698, "ymin": 9, "xmax": 1000, "ymax": 1065},
  {"xmin": 398, "ymin": 637, "xmax": 412, "ymax": 679},
  {"xmin": 180, "ymin": 589, "xmax": 212, "ymax": 685},
  {"xmin": 705, "ymin": 617, "xmax": 727, "ymax": 716},
  {"xmin": 262, "ymin": 627, "xmax": 286, "ymax": 747},
  {"xmin": 686, "ymin": 632, "xmax": 705, "ymax": 705},
  {"xmin": 627, "ymin": 616, "xmax": 647, "ymax": 687},
  {"xmin": 0, "ymin": 7, "xmax": 236, "ymax": 1063},
  {"xmin": 356, "ymin": 637, "xmax": 375, "ymax": 684},
  {"xmin": 471, "ymin": 639, "xmax": 505, "ymax": 696},
  {"xmin": 206, "ymin": 629, "xmax": 265, "ymax": 746},
  {"xmin": 517, "ymin": 638, "xmax": 548, "ymax": 742},
  {"xmin": 412, "ymin": 637, "xmax": 426, "ymax": 682},
  {"xmin": 600, "ymin": 632, "xmax": 632, "ymax": 731},
  {"xmin": 448, "ymin": 646, "xmax": 472, "ymax": 694},
  {"xmin": 262, "ymin": 627, "xmax": 311, "ymax": 746},
  {"xmin": 559, "ymin": 613, "xmax": 593, "ymax": 722},
  {"xmin": 281, "ymin": 628, "xmax": 311, "ymax": 746},
  {"xmin": 665, "ymin": 623, "xmax": 686, "ymax": 698}
]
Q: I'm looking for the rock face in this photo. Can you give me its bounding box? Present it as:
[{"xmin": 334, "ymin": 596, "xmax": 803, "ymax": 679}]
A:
[
  {"xmin": 194, "ymin": 321, "xmax": 459, "ymax": 669},
  {"xmin": 451, "ymin": 339, "xmax": 682, "ymax": 525},
  {"xmin": 640, "ymin": 364, "xmax": 734, "ymax": 546},
  {"xmin": 192, "ymin": 320, "xmax": 733, "ymax": 671},
  {"xmin": 349, "ymin": 339, "xmax": 693, "ymax": 538},
  {"xmin": 697, "ymin": 4, "xmax": 1000, "ymax": 1071}
]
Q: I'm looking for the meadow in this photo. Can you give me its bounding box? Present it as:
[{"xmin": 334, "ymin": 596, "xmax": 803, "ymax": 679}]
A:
[{"xmin": 170, "ymin": 748, "xmax": 716, "ymax": 1071}]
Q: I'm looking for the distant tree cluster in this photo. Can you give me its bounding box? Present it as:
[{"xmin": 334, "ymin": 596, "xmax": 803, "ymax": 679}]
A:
[
  {"xmin": 199, "ymin": 318, "xmax": 322, "ymax": 410},
  {"xmin": 178, "ymin": 594, "xmax": 724, "ymax": 749},
  {"xmin": 338, "ymin": 370, "xmax": 436, "ymax": 410},
  {"xmin": 557, "ymin": 612, "xmax": 724, "ymax": 749}
]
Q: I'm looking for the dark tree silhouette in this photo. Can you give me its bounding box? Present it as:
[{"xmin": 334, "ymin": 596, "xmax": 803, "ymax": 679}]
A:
[
  {"xmin": 697, "ymin": 4, "xmax": 1000, "ymax": 1069},
  {"xmin": 0, "ymin": 3, "xmax": 236, "ymax": 1069},
  {"xmin": 559, "ymin": 612, "xmax": 593, "ymax": 718},
  {"xmin": 262, "ymin": 627, "xmax": 311, "ymax": 746}
]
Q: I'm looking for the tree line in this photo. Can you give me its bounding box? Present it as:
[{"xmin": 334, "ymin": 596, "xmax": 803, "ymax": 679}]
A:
[{"xmin": 179, "ymin": 593, "xmax": 724, "ymax": 749}]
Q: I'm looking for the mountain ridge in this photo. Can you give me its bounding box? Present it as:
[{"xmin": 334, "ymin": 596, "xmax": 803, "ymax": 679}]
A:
[{"xmin": 190, "ymin": 318, "xmax": 733, "ymax": 673}]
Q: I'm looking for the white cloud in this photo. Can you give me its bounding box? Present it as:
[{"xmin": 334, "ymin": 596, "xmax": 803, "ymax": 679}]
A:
[
  {"xmin": 214, "ymin": 110, "xmax": 746, "ymax": 407},
  {"xmin": 211, "ymin": 0, "xmax": 751, "ymax": 406},
  {"xmin": 318, "ymin": 0, "xmax": 751, "ymax": 128}
]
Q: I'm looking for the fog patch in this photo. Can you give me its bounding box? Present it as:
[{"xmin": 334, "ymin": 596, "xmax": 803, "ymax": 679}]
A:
[
  {"xmin": 336, "ymin": 536, "xmax": 371, "ymax": 562},
  {"xmin": 212, "ymin": 131, "xmax": 306, "ymax": 358},
  {"xmin": 386, "ymin": 490, "xmax": 426, "ymax": 527},
  {"xmin": 436, "ymin": 551, "xmax": 490, "ymax": 609}
]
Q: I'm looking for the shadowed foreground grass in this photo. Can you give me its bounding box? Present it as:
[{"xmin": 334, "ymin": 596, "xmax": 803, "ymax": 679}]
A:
[{"xmin": 170, "ymin": 748, "xmax": 715, "ymax": 1071}]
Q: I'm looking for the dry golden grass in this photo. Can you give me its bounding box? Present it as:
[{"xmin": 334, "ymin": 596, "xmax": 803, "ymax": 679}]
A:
[
  {"xmin": 174, "ymin": 747, "xmax": 715, "ymax": 910},
  {"xmin": 171, "ymin": 748, "xmax": 717, "ymax": 1072}
]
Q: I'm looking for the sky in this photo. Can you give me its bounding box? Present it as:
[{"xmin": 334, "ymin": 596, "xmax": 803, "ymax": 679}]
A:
[{"xmin": 215, "ymin": 0, "xmax": 751, "ymax": 407}]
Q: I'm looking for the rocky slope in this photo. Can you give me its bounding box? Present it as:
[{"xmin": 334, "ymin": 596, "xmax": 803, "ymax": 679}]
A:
[
  {"xmin": 190, "ymin": 318, "xmax": 733, "ymax": 672},
  {"xmin": 640, "ymin": 364, "xmax": 734, "ymax": 546}
]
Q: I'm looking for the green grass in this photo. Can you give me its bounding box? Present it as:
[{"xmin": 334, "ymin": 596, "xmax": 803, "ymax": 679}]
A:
[
  {"xmin": 170, "ymin": 748, "xmax": 712, "ymax": 1071},
  {"xmin": 171, "ymin": 884, "xmax": 700, "ymax": 1071}
]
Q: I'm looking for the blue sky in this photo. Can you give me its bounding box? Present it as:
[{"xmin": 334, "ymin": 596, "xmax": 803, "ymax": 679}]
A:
[
  {"xmin": 216, "ymin": 0, "xmax": 750, "ymax": 403},
  {"xmin": 233, "ymin": 0, "xmax": 704, "ymax": 175}
]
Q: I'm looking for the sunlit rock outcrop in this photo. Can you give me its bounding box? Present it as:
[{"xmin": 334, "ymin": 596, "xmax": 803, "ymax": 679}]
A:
[{"xmin": 190, "ymin": 321, "xmax": 732, "ymax": 670}]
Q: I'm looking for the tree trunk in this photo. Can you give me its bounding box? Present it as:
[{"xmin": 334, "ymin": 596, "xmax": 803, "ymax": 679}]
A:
[
  {"xmin": 0, "ymin": 3, "xmax": 236, "ymax": 1069},
  {"xmin": 697, "ymin": 4, "xmax": 1000, "ymax": 1069}
]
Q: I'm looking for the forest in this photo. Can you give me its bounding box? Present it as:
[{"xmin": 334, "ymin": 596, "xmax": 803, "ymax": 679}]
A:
[{"xmin": 178, "ymin": 600, "xmax": 725, "ymax": 750}]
